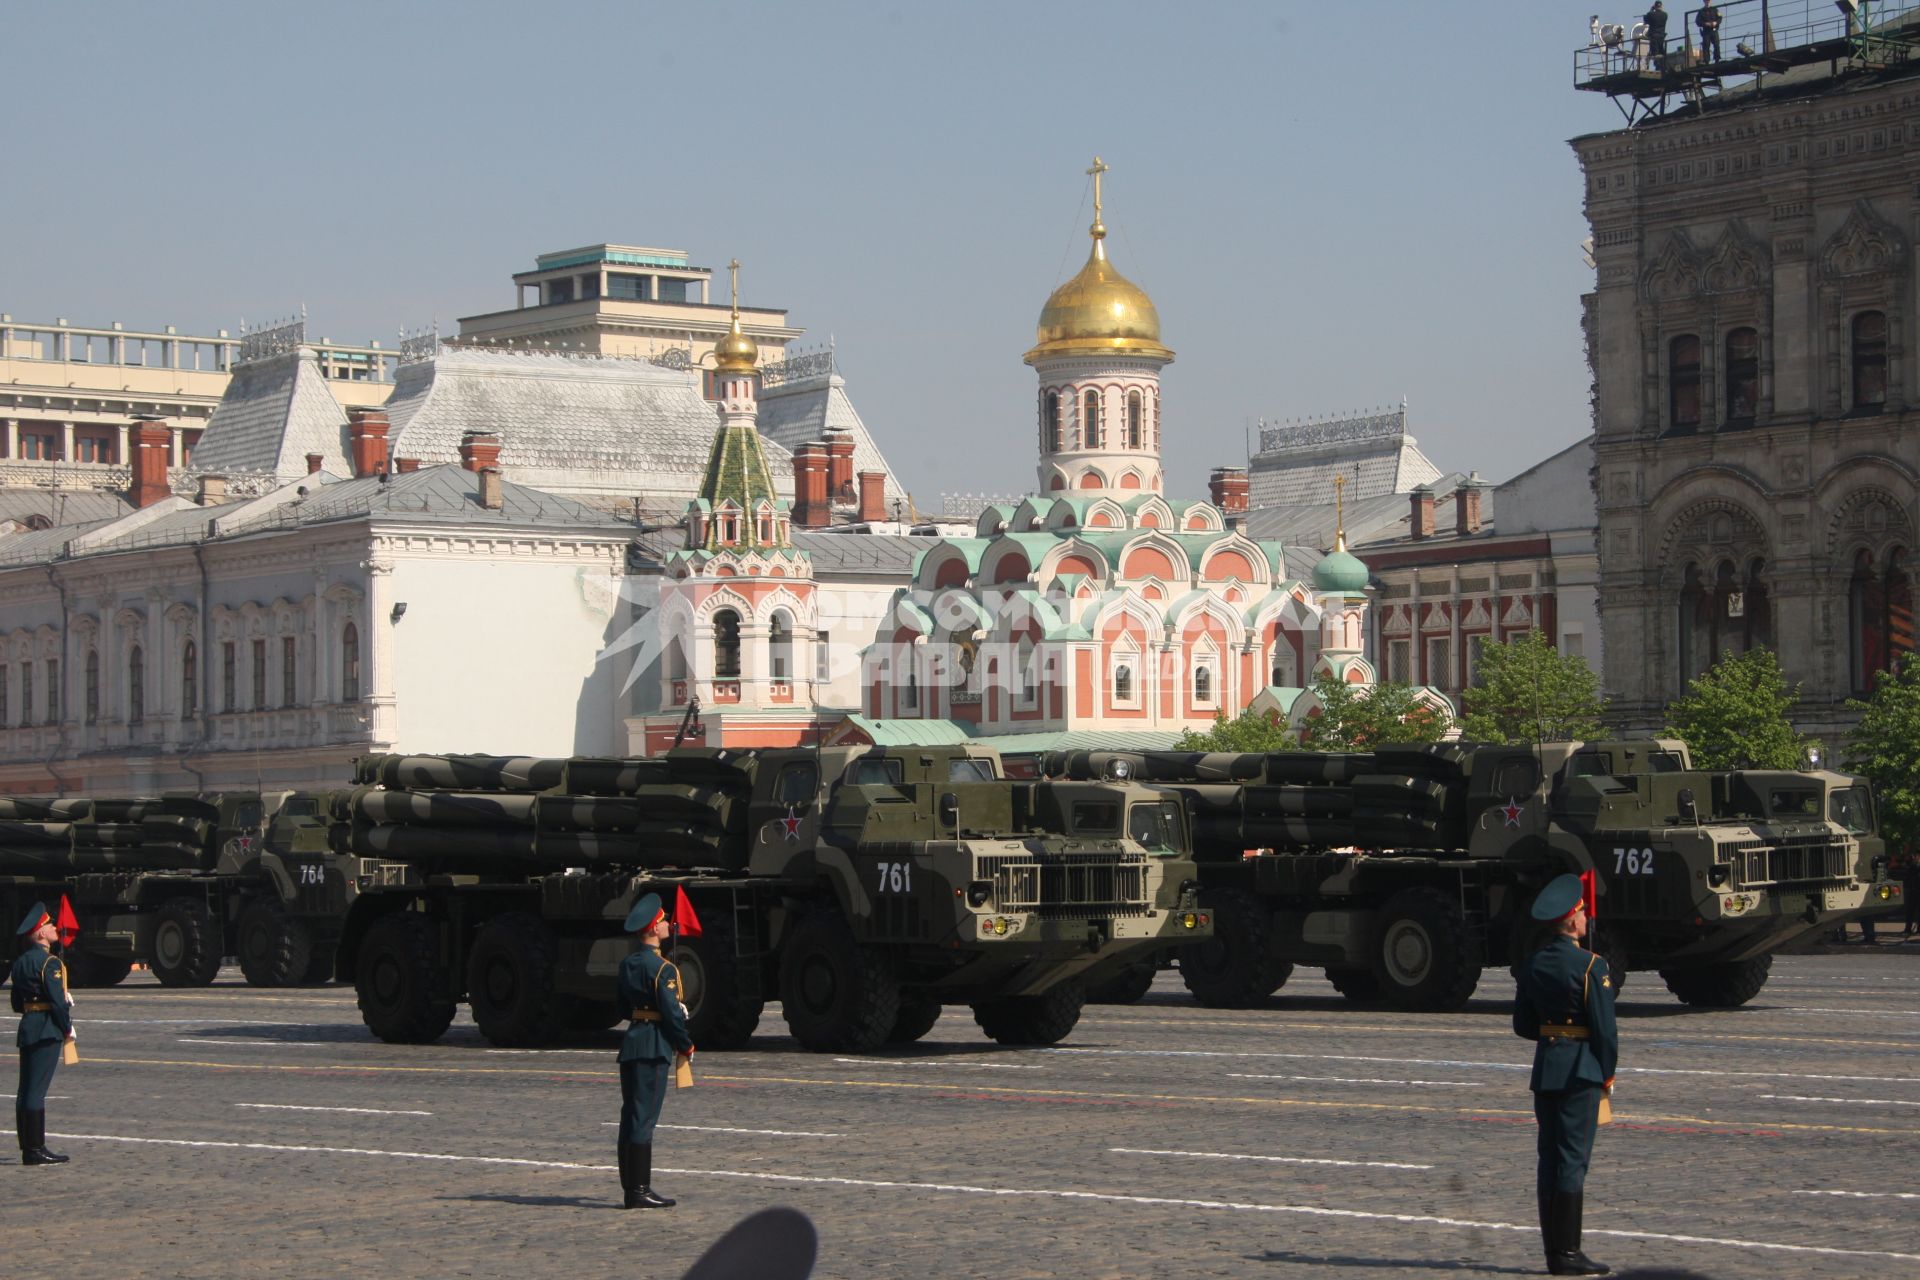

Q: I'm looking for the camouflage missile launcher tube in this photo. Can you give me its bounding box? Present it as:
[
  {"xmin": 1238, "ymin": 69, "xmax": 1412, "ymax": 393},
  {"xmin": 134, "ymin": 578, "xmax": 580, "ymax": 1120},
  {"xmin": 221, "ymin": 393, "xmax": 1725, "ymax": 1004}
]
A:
[
  {"xmin": 1041, "ymin": 741, "xmax": 1880, "ymax": 1012},
  {"xmin": 0, "ymin": 792, "xmax": 358, "ymax": 989},
  {"xmin": 329, "ymin": 745, "xmax": 1210, "ymax": 1054}
]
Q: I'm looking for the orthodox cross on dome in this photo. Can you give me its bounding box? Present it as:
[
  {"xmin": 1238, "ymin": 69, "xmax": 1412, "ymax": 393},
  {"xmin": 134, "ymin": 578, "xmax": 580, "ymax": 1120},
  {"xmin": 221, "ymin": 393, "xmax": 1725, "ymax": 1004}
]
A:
[
  {"xmin": 1085, "ymin": 155, "xmax": 1110, "ymax": 240},
  {"xmin": 728, "ymin": 258, "xmax": 741, "ymax": 315},
  {"xmin": 1332, "ymin": 473, "xmax": 1348, "ymax": 552}
]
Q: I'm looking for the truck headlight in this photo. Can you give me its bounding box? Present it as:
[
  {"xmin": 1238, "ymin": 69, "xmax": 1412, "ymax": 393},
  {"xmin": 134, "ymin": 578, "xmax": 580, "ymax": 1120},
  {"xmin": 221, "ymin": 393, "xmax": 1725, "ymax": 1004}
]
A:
[{"xmin": 966, "ymin": 880, "xmax": 993, "ymax": 908}]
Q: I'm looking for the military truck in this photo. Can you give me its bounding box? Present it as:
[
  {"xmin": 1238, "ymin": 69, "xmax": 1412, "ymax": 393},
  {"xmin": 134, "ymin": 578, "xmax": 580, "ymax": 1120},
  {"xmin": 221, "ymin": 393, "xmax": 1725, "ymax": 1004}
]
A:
[
  {"xmin": 1042, "ymin": 740, "xmax": 1882, "ymax": 1012},
  {"xmin": 0, "ymin": 792, "xmax": 360, "ymax": 988},
  {"xmin": 328, "ymin": 744, "xmax": 1211, "ymax": 1054}
]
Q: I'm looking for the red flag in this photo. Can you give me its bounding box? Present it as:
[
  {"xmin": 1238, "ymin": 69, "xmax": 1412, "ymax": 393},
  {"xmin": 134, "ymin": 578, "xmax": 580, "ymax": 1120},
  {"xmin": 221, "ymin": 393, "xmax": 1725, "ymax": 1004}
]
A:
[
  {"xmin": 1579, "ymin": 870, "xmax": 1599, "ymax": 923},
  {"xmin": 55, "ymin": 895, "xmax": 80, "ymax": 947},
  {"xmin": 672, "ymin": 886, "xmax": 704, "ymax": 939}
]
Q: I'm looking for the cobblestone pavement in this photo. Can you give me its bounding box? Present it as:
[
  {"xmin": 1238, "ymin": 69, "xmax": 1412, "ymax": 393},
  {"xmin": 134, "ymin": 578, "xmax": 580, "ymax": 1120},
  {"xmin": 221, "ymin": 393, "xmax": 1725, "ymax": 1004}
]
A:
[{"xmin": 5, "ymin": 952, "xmax": 1920, "ymax": 1279}]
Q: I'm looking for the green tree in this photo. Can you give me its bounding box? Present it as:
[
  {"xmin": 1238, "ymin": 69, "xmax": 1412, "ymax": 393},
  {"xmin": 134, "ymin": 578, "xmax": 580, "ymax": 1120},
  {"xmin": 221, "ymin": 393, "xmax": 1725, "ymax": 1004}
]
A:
[
  {"xmin": 1298, "ymin": 673, "xmax": 1453, "ymax": 751},
  {"xmin": 1172, "ymin": 706, "xmax": 1299, "ymax": 752},
  {"xmin": 1845, "ymin": 660, "xmax": 1920, "ymax": 854},
  {"xmin": 1664, "ymin": 648, "xmax": 1810, "ymax": 769},
  {"xmin": 1459, "ymin": 631, "xmax": 1607, "ymax": 744}
]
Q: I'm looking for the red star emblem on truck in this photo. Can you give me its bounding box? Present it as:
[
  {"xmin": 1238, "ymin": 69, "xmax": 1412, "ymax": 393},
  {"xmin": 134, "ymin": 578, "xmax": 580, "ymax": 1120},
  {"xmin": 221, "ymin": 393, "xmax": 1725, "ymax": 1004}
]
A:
[
  {"xmin": 1501, "ymin": 798, "xmax": 1525, "ymax": 828},
  {"xmin": 779, "ymin": 806, "xmax": 803, "ymax": 841}
]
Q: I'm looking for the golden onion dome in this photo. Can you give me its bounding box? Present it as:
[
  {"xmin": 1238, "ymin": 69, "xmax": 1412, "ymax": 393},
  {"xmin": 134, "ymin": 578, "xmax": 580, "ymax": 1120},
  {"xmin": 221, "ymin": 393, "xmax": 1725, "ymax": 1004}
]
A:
[
  {"xmin": 712, "ymin": 256, "xmax": 760, "ymax": 374},
  {"xmin": 1026, "ymin": 229, "xmax": 1171, "ymax": 364}
]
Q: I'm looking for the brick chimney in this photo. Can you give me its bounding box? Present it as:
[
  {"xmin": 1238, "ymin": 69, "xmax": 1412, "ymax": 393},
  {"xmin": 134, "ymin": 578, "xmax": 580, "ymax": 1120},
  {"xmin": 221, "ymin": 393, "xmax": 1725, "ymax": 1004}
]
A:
[
  {"xmin": 479, "ymin": 468, "xmax": 504, "ymax": 511},
  {"xmin": 127, "ymin": 416, "xmax": 174, "ymax": 509},
  {"xmin": 1456, "ymin": 475, "xmax": 1484, "ymax": 536},
  {"xmin": 305, "ymin": 452, "xmax": 324, "ymax": 475},
  {"xmin": 348, "ymin": 408, "xmax": 390, "ymax": 478},
  {"xmin": 394, "ymin": 457, "xmax": 422, "ymax": 473},
  {"xmin": 458, "ymin": 430, "xmax": 503, "ymax": 472},
  {"xmin": 1207, "ymin": 466, "xmax": 1249, "ymax": 515},
  {"xmin": 857, "ymin": 470, "xmax": 888, "ymax": 524},
  {"xmin": 1410, "ymin": 485, "xmax": 1436, "ymax": 540},
  {"xmin": 792, "ymin": 441, "xmax": 831, "ymax": 528},
  {"xmin": 824, "ymin": 430, "xmax": 856, "ymax": 500},
  {"xmin": 196, "ymin": 474, "xmax": 229, "ymax": 506}
]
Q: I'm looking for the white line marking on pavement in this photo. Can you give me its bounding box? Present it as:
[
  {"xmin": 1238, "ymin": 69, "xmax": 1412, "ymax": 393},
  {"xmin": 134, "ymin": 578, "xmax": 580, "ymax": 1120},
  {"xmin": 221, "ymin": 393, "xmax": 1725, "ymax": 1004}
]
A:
[
  {"xmin": 10, "ymin": 1129, "xmax": 1919, "ymax": 1265},
  {"xmin": 177, "ymin": 1038, "xmax": 329, "ymax": 1047},
  {"xmin": 830, "ymin": 1057, "xmax": 1044, "ymax": 1070},
  {"xmin": 1759, "ymin": 1095, "xmax": 1920, "ymax": 1107},
  {"xmin": 69, "ymin": 1018, "xmax": 318, "ymax": 1026},
  {"xmin": 1049, "ymin": 1047, "xmax": 1920, "ymax": 1085},
  {"xmin": 484, "ymin": 1049, "xmax": 609, "ymax": 1056},
  {"xmin": 1112, "ymin": 1146, "xmax": 1432, "ymax": 1170},
  {"xmin": 1798, "ymin": 1189, "xmax": 1920, "ymax": 1200},
  {"xmin": 600, "ymin": 1122, "xmax": 845, "ymax": 1138},
  {"xmin": 236, "ymin": 1104, "xmax": 433, "ymax": 1116},
  {"xmin": 1227, "ymin": 1073, "xmax": 1483, "ymax": 1088}
]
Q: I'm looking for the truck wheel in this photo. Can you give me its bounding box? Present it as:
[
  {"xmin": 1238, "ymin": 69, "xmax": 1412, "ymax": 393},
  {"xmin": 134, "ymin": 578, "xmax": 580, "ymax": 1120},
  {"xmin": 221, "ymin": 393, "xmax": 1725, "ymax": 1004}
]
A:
[
  {"xmin": 466, "ymin": 912, "xmax": 567, "ymax": 1047},
  {"xmin": 1087, "ymin": 960, "xmax": 1158, "ymax": 1005},
  {"xmin": 152, "ymin": 898, "xmax": 224, "ymax": 988},
  {"xmin": 300, "ymin": 943, "xmax": 339, "ymax": 986},
  {"xmin": 66, "ymin": 952, "xmax": 134, "ymax": 988},
  {"xmin": 971, "ymin": 983, "xmax": 1084, "ymax": 1046},
  {"xmin": 356, "ymin": 912, "xmax": 456, "ymax": 1044},
  {"xmin": 671, "ymin": 912, "xmax": 763, "ymax": 1050},
  {"xmin": 888, "ymin": 995, "xmax": 943, "ymax": 1044},
  {"xmin": 1659, "ymin": 956, "xmax": 1771, "ymax": 1008},
  {"xmin": 1372, "ymin": 887, "xmax": 1481, "ymax": 1012},
  {"xmin": 1325, "ymin": 967, "xmax": 1383, "ymax": 1004},
  {"xmin": 1178, "ymin": 889, "xmax": 1293, "ymax": 1008},
  {"xmin": 778, "ymin": 910, "xmax": 899, "ymax": 1053},
  {"xmin": 565, "ymin": 999, "xmax": 628, "ymax": 1032},
  {"xmin": 237, "ymin": 900, "xmax": 315, "ymax": 988}
]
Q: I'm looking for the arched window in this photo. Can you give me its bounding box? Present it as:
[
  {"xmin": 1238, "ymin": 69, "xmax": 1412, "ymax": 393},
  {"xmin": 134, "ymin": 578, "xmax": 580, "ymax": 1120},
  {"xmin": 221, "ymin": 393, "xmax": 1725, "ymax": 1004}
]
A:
[
  {"xmin": 1083, "ymin": 389, "xmax": 1101, "ymax": 450},
  {"xmin": 342, "ymin": 622, "xmax": 361, "ymax": 702},
  {"xmin": 182, "ymin": 640, "xmax": 198, "ymax": 718},
  {"xmin": 1113, "ymin": 663, "xmax": 1134, "ymax": 702},
  {"xmin": 1018, "ymin": 637, "xmax": 1037, "ymax": 706},
  {"xmin": 1851, "ymin": 549, "xmax": 1914, "ymax": 693},
  {"xmin": 712, "ymin": 610, "xmax": 741, "ymax": 678},
  {"xmin": 1193, "ymin": 665, "xmax": 1213, "ymax": 703},
  {"xmin": 45, "ymin": 658, "xmax": 58, "ymax": 724},
  {"xmin": 1740, "ymin": 558, "xmax": 1772, "ymax": 652},
  {"xmin": 1678, "ymin": 563, "xmax": 1708, "ymax": 682},
  {"xmin": 769, "ymin": 613, "xmax": 793, "ymax": 681},
  {"xmin": 1853, "ymin": 311, "xmax": 1888, "ymax": 411},
  {"xmin": 128, "ymin": 645, "xmax": 144, "ymax": 725},
  {"xmin": 1680, "ymin": 557, "xmax": 1770, "ymax": 689},
  {"xmin": 1127, "ymin": 391, "xmax": 1143, "ymax": 448},
  {"xmin": 222, "ymin": 641, "xmax": 237, "ymax": 710},
  {"xmin": 84, "ymin": 649, "xmax": 99, "ymax": 724},
  {"xmin": 667, "ymin": 635, "xmax": 687, "ymax": 682},
  {"xmin": 20, "ymin": 662, "xmax": 31, "ymax": 726},
  {"xmin": 1724, "ymin": 327, "xmax": 1758, "ymax": 426},
  {"xmin": 1044, "ymin": 391, "xmax": 1063, "ymax": 453},
  {"xmin": 757, "ymin": 505, "xmax": 775, "ymax": 545},
  {"xmin": 1669, "ymin": 335, "xmax": 1702, "ymax": 430}
]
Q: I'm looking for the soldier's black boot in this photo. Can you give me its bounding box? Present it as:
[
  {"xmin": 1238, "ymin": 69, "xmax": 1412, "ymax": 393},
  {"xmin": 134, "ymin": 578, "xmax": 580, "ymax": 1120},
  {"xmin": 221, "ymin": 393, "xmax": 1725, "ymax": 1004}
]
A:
[
  {"xmin": 618, "ymin": 1143, "xmax": 643, "ymax": 1209},
  {"xmin": 633, "ymin": 1142, "xmax": 675, "ymax": 1208},
  {"xmin": 1545, "ymin": 1192, "xmax": 1607, "ymax": 1276},
  {"xmin": 22, "ymin": 1111, "xmax": 68, "ymax": 1166}
]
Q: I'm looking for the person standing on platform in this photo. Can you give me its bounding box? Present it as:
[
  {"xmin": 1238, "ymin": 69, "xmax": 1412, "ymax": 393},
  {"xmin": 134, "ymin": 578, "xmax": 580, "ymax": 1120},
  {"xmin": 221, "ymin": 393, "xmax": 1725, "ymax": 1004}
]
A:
[
  {"xmin": 10, "ymin": 903, "xmax": 73, "ymax": 1166},
  {"xmin": 1513, "ymin": 875, "xmax": 1617, "ymax": 1276},
  {"xmin": 614, "ymin": 892, "xmax": 693, "ymax": 1209},
  {"xmin": 1697, "ymin": 3, "xmax": 1722, "ymax": 62},
  {"xmin": 1645, "ymin": 2, "xmax": 1669, "ymax": 68}
]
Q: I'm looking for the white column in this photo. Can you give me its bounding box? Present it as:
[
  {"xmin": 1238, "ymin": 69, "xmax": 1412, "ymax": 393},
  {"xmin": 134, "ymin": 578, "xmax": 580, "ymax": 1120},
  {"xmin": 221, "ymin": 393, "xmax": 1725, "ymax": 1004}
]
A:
[
  {"xmin": 363, "ymin": 559, "xmax": 398, "ymax": 746},
  {"xmin": 3, "ymin": 419, "xmax": 16, "ymax": 459},
  {"xmin": 115, "ymin": 423, "xmax": 130, "ymax": 467},
  {"xmin": 60, "ymin": 421, "xmax": 75, "ymax": 462}
]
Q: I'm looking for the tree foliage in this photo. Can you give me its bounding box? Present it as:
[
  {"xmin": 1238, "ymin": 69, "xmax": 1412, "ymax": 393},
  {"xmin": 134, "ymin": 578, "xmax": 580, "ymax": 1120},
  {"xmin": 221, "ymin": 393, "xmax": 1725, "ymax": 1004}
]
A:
[
  {"xmin": 1664, "ymin": 648, "xmax": 1809, "ymax": 770},
  {"xmin": 1845, "ymin": 660, "xmax": 1920, "ymax": 854},
  {"xmin": 1297, "ymin": 673, "xmax": 1453, "ymax": 751},
  {"xmin": 1172, "ymin": 706, "xmax": 1298, "ymax": 753},
  {"xmin": 1458, "ymin": 631, "xmax": 1607, "ymax": 744}
]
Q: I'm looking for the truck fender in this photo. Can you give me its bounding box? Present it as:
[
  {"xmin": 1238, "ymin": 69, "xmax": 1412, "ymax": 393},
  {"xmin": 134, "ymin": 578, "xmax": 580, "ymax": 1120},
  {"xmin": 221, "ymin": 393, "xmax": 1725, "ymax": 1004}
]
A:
[{"xmin": 333, "ymin": 893, "xmax": 422, "ymax": 986}]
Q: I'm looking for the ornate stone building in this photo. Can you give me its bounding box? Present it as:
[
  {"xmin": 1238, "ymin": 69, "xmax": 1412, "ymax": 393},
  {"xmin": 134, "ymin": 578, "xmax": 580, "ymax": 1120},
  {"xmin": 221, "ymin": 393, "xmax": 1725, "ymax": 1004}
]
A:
[{"xmin": 1575, "ymin": 61, "xmax": 1919, "ymax": 739}]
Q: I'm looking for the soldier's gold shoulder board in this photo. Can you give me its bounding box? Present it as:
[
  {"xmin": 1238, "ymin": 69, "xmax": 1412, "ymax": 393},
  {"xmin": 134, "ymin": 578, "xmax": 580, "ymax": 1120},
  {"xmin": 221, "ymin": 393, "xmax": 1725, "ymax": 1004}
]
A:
[{"xmin": 1600, "ymin": 976, "xmax": 1611, "ymax": 987}]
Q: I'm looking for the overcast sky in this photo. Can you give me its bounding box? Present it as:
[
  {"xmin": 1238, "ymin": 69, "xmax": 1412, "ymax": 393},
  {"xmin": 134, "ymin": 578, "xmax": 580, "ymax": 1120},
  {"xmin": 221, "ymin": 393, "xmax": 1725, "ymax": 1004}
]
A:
[{"xmin": 4, "ymin": 1, "xmax": 1623, "ymax": 507}]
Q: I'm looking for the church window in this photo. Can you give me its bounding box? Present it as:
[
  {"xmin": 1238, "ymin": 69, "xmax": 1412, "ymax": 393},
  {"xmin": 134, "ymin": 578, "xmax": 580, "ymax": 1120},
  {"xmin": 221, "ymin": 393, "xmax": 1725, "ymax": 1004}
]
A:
[
  {"xmin": 85, "ymin": 649, "xmax": 98, "ymax": 723},
  {"xmin": 903, "ymin": 664, "xmax": 918, "ymax": 710},
  {"xmin": 1426, "ymin": 637, "xmax": 1453, "ymax": 689},
  {"xmin": 1850, "ymin": 549, "xmax": 1913, "ymax": 694},
  {"xmin": 1113, "ymin": 663, "xmax": 1134, "ymax": 703},
  {"xmin": 182, "ymin": 641, "xmax": 197, "ymax": 718},
  {"xmin": 251, "ymin": 639, "xmax": 267, "ymax": 709},
  {"xmin": 668, "ymin": 636, "xmax": 687, "ymax": 682},
  {"xmin": 1852, "ymin": 311, "xmax": 1888, "ymax": 411},
  {"xmin": 1127, "ymin": 391, "xmax": 1143, "ymax": 449},
  {"xmin": 1044, "ymin": 391, "xmax": 1063, "ymax": 453},
  {"xmin": 1465, "ymin": 634, "xmax": 1487, "ymax": 687},
  {"xmin": 1723, "ymin": 327, "xmax": 1758, "ymax": 426},
  {"xmin": 341, "ymin": 625, "xmax": 360, "ymax": 702},
  {"xmin": 1678, "ymin": 558, "xmax": 1771, "ymax": 688},
  {"xmin": 712, "ymin": 610, "xmax": 742, "ymax": 678},
  {"xmin": 20, "ymin": 662, "xmax": 31, "ymax": 725},
  {"xmin": 45, "ymin": 659, "xmax": 58, "ymax": 724},
  {"xmin": 129, "ymin": 645, "xmax": 144, "ymax": 725},
  {"xmin": 1387, "ymin": 640, "xmax": 1411, "ymax": 684},
  {"xmin": 769, "ymin": 613, "xmax": 793, "ymax": 681},
  {"xmin": 1193, "ymin": 664, "xmax": 1213, "ymax": 705},
  {"xmin": 1083, "ymin": 389, "xmax": 1102, "ymax": 449},
  {"xmin": 1668, "ymin": 335, "xmax": 1702, "ymax": 430},
  {"xmin": 758, "ymin": 505, "xmax": 775, "ymax": 544},
  {"xmin": 816, "ymin": 632, "xmax": 831, "ymax": 685},
  {"xmin": 221, "ymin": 641, "xmax": 236, "ymax": 710},
  {"xmin": 1018, "ymin": 638, "xmax": 1037, "ymax": 707},
  {"xmin": 283, "ymin": 635, "xmax": 298, "ymax": 707}
]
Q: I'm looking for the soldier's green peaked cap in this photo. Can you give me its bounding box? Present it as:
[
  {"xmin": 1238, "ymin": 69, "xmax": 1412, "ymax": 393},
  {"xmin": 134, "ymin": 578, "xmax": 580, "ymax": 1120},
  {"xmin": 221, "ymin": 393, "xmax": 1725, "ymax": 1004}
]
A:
[
  {"xmin": 16, "ymin": 901, "xmax": 50, "ymax": 936},
  {"xmin": 625, "ymin": 893, "xmax": 666, "ymax": 934},
  {"xmin": 1530, "ymin": 874, "xmax": 1585, "ymax": 922}
]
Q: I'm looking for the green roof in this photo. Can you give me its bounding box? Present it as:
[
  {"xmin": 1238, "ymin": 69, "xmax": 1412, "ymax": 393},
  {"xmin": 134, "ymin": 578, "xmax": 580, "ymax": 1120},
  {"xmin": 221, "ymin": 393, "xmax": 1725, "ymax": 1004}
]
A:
[
  {"xmin": 694, "ymin": 424, "xmax": 788, "ymax": 552},
  {"xmin": 1313, "ymin": 546, "xmax": 1370, "ymax": 593}
]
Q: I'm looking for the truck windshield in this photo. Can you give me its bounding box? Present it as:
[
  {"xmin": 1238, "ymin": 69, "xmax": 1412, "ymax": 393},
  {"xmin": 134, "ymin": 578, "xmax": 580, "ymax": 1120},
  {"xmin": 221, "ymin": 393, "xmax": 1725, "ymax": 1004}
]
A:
[
  {"xmin": 1071, "ymin": 801, "xmax": 1120, "ymax": 835},
  {"xmin": 1767, "ymin": 789, "xmax": 1821, "ymax": 818},
  {"xmin": 948, "ymin": 758, "xmax": 996, "ymax": 783},
  {"xmin": 1127, "ymin": 801, "xmax": 1185, "ymax": 853},
  {"xmin": 1830, "ymin": 786, "xmax": 1875, "ymax": 834}
]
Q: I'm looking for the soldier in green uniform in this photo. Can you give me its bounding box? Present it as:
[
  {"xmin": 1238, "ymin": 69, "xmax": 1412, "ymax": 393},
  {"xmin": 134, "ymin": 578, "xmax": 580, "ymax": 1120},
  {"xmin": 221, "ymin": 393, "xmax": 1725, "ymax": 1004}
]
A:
[
  {"xmin": 1513, "ymin": 874, "xmax": 1616, "ymax": 1276},
  {"xmin": 614, "ymin": 892, "xmax": 694, "ymax": 1209},
  {"xmin": 10, "ymin": 903, "xmax": 73, "ymax": 1166}
]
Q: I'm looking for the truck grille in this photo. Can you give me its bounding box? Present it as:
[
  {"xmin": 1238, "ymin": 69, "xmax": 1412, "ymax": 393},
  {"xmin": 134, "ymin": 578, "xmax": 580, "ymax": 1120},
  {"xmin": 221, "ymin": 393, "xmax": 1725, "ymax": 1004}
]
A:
[
  {"xmin": 977, "ymin": 852, "xmax": 1151, "ymax": 917},
  {"xmin": 1725, "ymin": 836, "xmax": 1853, "ymax": 889}
]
